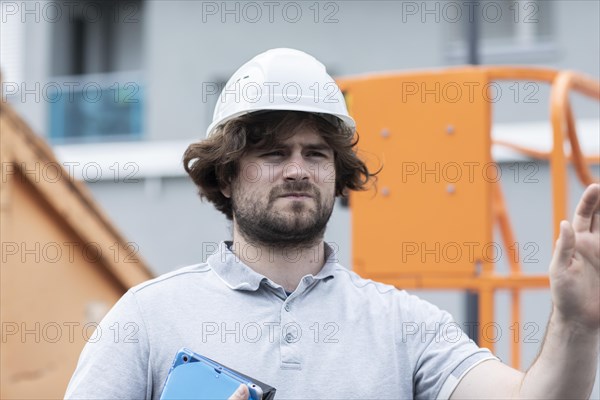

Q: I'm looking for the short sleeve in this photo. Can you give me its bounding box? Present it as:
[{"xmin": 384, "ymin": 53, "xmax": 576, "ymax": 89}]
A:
[
  {"xmin": 65, "ymin": 290, "xmax": 152, "ymax": 399},
  {"xmin": 401, "ymin": 294, "xmax": 497, "ymax": 400}
]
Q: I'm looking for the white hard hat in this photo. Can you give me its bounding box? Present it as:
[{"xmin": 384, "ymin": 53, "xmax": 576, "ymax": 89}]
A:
[{"xmin": 206, "ymin": 48, "xmax": 355, "ymax": 137}]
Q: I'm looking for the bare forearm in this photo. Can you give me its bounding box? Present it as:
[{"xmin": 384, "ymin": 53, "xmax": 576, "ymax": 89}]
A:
[
  {"xmin": 453, "ymin": 185, "xmax": 600, "ymax": 400},
  {"xmin": 450, "ymin": 313, "xmax": 598, "ymax": 400},
  {"xmin": 519, "ymin": 309, "xmax": 599, "ymax": 399}
]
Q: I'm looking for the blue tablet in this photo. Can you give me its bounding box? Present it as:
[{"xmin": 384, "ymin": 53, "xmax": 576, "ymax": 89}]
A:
[{"xmin": 160, "ymin": 348, "xmax": 264, "ymax": 400}]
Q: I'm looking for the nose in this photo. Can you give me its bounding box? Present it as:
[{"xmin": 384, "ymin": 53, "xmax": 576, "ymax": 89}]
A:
[{"xmin": 282, "ymin": 154, "xmax": 310, "ymax": 182}]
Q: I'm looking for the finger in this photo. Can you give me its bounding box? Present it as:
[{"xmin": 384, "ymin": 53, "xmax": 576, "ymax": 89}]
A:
[
  {"xmin": 572, "ymin": 184, "xmax": 600, "ymax": 233},
  {"xmin": 229, "ymin": 384, "xmax": 249, "ymax": 400},
  {"xmin": 592, "ymin": 208, "xmax": 600, "ymax": 234},
  {"xmin": 553, "ymin": 220, "xmax": 576, "ymax": 269}
]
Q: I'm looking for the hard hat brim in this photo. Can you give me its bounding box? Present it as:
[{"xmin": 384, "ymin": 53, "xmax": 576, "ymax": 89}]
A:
[{"xmin": 206, "ymin": 105, "xmax": 356, "ymax": 138}]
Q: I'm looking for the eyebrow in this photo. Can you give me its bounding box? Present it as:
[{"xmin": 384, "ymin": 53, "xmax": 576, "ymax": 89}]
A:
[
  {"xmin": 254, "ymin": 143, "xmax": 333, "ymax": 153},
  {"xmin": 303, "ymin": 144, "xmax": 333, "ymax": 152}
]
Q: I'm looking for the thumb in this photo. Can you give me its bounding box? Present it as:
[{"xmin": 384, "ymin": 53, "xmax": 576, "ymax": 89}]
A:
[
  {"xmin": 229, "ymin": 384, "xmax": 249, "ymax": 400},
  {"xmin": 553, "ymin": 220, "xmax": 576, "ymax": 270}
]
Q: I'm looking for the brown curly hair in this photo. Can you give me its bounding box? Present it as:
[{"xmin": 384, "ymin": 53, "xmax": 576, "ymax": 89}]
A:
[{"xmin": 183, "ymin": 111, "xmax": 376, "ymax": 220}]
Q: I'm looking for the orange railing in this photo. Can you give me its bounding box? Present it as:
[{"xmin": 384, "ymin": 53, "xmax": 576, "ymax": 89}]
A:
[{"xmin": 339, "ymin": 66, "xmax": 599, "ymax": 369}]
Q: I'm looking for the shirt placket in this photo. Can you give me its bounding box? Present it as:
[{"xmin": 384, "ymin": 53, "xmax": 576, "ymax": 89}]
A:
[{"xmin": 276, "ymin": 276, "xmax": 316, "ymax": 370}]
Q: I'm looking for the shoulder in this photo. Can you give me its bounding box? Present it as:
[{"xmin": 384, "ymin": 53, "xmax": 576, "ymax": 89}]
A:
[
  {"xmin": 332, "ymin": 266, "xmax": 397, "ymax": 296},
  {"xmin": 121, "ymin": 263, "xmax": 219, "ymax": 310},
  {"xmin": 95, "ymin": 263, "xmax": 213, "ymax": 318},
  {"xmin": 129, "ymin": 263, "xmax": 212, "ymax": 294},
  {"xmin": 330, "ymin": 266, "xmax": 442, "ymax": 316}
]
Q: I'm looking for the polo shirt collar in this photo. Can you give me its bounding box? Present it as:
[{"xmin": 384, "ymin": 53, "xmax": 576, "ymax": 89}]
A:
[{"xmin": 207, "ymin": 241, "xmax": 337, "ymax": 291}]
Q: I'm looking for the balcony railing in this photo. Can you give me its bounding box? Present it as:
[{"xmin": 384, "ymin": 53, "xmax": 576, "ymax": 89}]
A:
[{"xmin": 48, "ymin": 72, "xmax": 143, "ymax": 143}]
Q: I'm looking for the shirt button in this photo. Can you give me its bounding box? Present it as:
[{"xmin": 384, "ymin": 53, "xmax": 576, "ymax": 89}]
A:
[
  {"xmin": 284, "ymin": 304, "xmax": 291, "ymax": 312},
  {"xmin": 285, "ymin": 333, "xmax": 295, "ymax": 343}
]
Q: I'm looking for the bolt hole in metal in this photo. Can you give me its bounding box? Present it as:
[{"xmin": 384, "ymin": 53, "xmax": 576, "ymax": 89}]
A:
[{"xmin": 182, "ymin": 355, "xmax": 189, "ymax": 362}]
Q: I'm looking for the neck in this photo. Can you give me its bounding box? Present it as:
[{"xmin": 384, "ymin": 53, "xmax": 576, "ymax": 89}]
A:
[{"xmin": 231, "ymin": 225, "xmax": 327, "ymax": 292}]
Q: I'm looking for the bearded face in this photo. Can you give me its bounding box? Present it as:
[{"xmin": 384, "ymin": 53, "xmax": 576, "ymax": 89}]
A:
[{"xmin": 225, "ymin": 128, "xmax": 336, "ymax": 249}]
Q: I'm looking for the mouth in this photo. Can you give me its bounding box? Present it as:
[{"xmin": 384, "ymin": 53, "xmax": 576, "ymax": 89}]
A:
[{"xmin": 279, "ymin": 192, "xmax": 313, "ymax": 199}]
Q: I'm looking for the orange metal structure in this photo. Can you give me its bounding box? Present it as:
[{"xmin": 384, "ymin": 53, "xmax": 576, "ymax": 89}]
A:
[{"xmin": 338, "ymin": 67, "xmax": 599, "ymax": 369}]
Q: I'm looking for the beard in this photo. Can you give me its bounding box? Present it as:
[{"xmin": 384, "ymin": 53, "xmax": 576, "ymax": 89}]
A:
[{"xmin": 231, "ymin": 181, "xmax": 335, "ymax": 250}]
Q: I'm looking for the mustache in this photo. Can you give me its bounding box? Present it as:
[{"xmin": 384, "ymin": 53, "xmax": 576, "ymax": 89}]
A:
[{"xmin": 269, "ymin": 182, "xmax": 320, "ymax": 202}]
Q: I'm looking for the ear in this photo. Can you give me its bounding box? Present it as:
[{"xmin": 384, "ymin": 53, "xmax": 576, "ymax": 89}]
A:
[{"xmin": 221, "ymin": 183, "xmax": 231, "ymax": 199}]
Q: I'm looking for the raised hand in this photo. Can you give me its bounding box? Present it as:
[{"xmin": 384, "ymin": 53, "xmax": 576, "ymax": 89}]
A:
[{"xmin": 549, "ymin": 183, "xmax": 600, "ymax": 330}]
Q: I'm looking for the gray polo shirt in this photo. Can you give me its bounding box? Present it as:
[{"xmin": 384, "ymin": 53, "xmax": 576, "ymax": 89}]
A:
[{"xmin": 65, "ymin": 241, "xmax": 495, "ymax": 400}]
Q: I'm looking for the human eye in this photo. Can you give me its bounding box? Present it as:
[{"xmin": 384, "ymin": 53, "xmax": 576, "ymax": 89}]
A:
[
  {"xmin": 260, "ymin": 150, "xmax": 285, "ymax": 157},
  {"xmin": 306, "ymin": 148, "xmax": 331, "ymax": 159}
]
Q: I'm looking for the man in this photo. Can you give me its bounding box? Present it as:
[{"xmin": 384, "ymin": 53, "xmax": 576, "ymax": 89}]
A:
[{"xmin": 66, "ymin": 49, "xmax": 599, "ymax": 399}]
